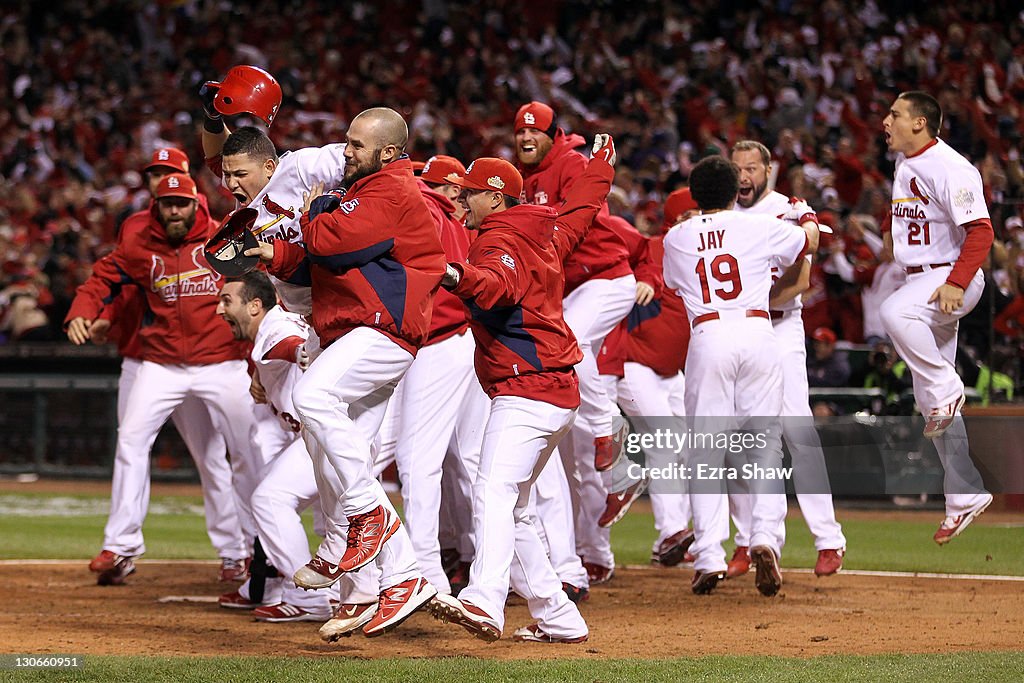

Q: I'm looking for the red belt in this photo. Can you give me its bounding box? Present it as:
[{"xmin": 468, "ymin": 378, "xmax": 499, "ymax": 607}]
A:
[
  {"xmin": 692, "ymin": 309, "xmax": 770, "ymax": 329},
  {"xmin": 906, "ymin": 262, "xmax": 953, "ymax": 274}
]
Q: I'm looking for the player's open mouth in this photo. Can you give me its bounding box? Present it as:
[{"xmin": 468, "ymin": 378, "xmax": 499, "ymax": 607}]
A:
[
  {"xmin": 520, "ymin": 143, "xmax": 536, "ymax": 153},
  {"xmin": 738, "ymin": 187, "xmax": 753, "ymax": 198},
  {"xmin": 233, "ymin": 192, "xmax": 248, "ymax": 203}
]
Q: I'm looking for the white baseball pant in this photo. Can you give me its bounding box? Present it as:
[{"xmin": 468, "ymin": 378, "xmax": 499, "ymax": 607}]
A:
[
  {"xmin": 880, "ymin": 267, "xmax": 989, "ymax": 515},
  {"xmin": 729, "ymin": 313, "xmax": 846, "ymax": 551},
  {"xmin": 684, "ymin": 316, "xmax": 787, "ymax": 574},
  {"xmin": 292, "ymin": 326, "xmax": 420, "ymax": 589},
  {"xmin": 618, "ymin": 362, "xmax": 692, "ymax": 552},
  {"xmin": 532, "ymin": 448, "xmax": 589, "ymax": 589},
  {"xmin": 458, "ymin": 396, "xmax": 587, "ymax": 638},
  {"xmin": 105, "ymin": 359, "xmax": 266, "ymax": 557},
  {"xmin": 250, "ymin": 435, "xmax": 333, "ymax": 613},
  {"xmin": 562, "ymin": 274, "xmax": 636, "ymax": 438},
  {"xmin": 118, "ymin": 358, "xmax": 246, "ymax": 561},
  {"xmin": 393, "ymin": 330, "xmax": 487, "ymax": 594}
]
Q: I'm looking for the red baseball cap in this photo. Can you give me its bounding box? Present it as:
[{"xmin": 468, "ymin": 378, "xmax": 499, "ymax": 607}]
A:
[
  {"xmin": 812, "ymin": 327, "xmax": 837, "ymax": 344},
  {"xmin": 155, "ymin": 173, "xmax": 199, "ymax": 200},
  {"xmin": 452, "ymin": 158, "xmax": 523, "ymax": 199},
  {"xmin": 514, "ymin": 101, "xmax": 557, "ymax": 137},
  {"xmin": 421, "ymin": 155, "xmax": 466, "ymax": 185},
  {"xmin": 664, "ymin": 187, "xmax": 698, "ymax": 227},
  {"xmin": 145, "ymin": 147, "xmax": 190, "ymax": 174}
]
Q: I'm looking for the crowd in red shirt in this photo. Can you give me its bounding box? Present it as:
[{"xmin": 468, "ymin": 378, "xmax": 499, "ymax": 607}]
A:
[{"xmin": 1, "ymin": 1, "xmax": 1023, "ymax": 388}]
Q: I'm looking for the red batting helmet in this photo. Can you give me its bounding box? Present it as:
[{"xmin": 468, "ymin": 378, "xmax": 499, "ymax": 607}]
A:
[
  {"xmin": 204, "ymin": 208, "xmax": 260, "ymax": 276},
  {"xmin": 213, "ymin": 66, "xmax": 283, "ymax": 126}
]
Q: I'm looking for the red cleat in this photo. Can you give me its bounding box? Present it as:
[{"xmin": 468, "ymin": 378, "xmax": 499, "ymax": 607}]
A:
[{"xmin": 339, "ymin": 505, "xmax": 402, "ymax": 572}]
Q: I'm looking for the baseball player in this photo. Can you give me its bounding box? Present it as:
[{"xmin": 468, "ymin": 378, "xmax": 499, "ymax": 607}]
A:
[
  {"xmin": 390, "ymin": 154, "xmax": 488, "ymax": 595},
  {"xmin": 86, "ymin": 147, "xmax": 249, "ymax": 584},
  {"xmin": 66, "ymin": 174, "xmax": 268, "ymax": 586},
  {"xmin": 616, "ymin": 188, "xmax": 698, "ymax": 567},
  {"xmin": 199, "ymin": 68, "xmax": 346, "ymax": 317},
  {"xmin": 880, "ymin": 91, "xmax": 994, "ymax": 543},
  {"xmin": 513, "ymin": 102, "xmax": 633, "ymax": 586},
  {"xmin": 213, "ymin": 271, "xmax": 336, "ymax": 622},
  {"xmin": 727, "ymin": 140, "xmax": 847, "ymax": 578},
  {"xmin": 662, "ymin": 155, "xmax": 820, "ymax": 597},
  {"xmin": 428, "ymin": 134, "xmax": 617, "ymax": 644},
  {"xmin": 250, "ymin": 107, "xmax": 443, "ymax": 637}
]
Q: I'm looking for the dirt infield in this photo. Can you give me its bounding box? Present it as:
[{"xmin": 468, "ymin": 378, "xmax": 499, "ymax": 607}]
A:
[{"xmin": 3, "ymin": 562, "xmax": 1021, "ymax": 660}]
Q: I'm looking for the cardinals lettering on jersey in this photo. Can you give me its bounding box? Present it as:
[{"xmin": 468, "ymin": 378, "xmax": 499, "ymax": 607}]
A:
[{"xmin": 150, "ymin": 246, "xmax": 222, "ymax": 302}]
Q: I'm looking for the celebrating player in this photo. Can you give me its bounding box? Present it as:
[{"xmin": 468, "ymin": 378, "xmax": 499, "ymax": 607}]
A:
[
  {"xmin": 428, "ymin": 134, "xmax": 618, "ymax": 644},
  {"xmin": 727, "ymin": 140, "xmax": 847, "ymax": 578},
  {"xmin": 249, "ymin": 107, "xmax": 444, "ymax": 636},
  {"xmin": 662, "ymin": 155, "xmax": 820, "ymax": 597},
  {"xmin": 65, "ymin": 174, "xmax": 267, "ymax": 586},
  {"xmin": 880, "ymin": 91, "xmax": 995, "ymax": 544}
]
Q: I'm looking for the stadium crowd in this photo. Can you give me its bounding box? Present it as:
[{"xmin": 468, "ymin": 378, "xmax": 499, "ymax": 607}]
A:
[{"xmin": 1, "ymin": 0, "xmax": 1023, "ymax": 394}]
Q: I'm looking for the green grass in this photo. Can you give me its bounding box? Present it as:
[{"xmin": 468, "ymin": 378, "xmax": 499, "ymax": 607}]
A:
[
  {"xmin": 1, "ymin": 491, "xmax": 1020, "ymax": 576},
  {"xmin": 6, "ymin": 653, "xmax": 1024, "ymax": 683}
]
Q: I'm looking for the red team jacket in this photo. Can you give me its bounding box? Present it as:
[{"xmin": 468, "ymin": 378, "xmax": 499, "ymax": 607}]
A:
[
  {"xmin": 65, "ymin": 201, "xmax": 245, "ymax": 365},
  {"xmin": 451, "ymin": 156, "xmax": 616, "ymax": 408},
  {"xmin": 269, "ymin": 158, "xmax": 445, "ymax": 354},
  {"xmin": 98, "ymin": 195, "xmax": 217, "ymax": 360},
  {"xmin": 625, "ymin": 235, "xmax": 691, "ymax": 378},
  {"xmin": 417, "ymin": 180, "xmax": 471, "ymax": 345},
  {"xmin": 519, "ymin": 131, "xmax": 632, "ymax": 293}
]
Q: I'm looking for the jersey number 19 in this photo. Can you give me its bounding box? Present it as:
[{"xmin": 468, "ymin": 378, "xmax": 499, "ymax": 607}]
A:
[{"xmin": 696, "ymin": 254, "xmax": 742, "ymax": 304}]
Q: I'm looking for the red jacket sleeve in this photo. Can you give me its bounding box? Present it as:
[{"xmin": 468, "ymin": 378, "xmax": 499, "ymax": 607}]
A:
[
  {"xmin": 262, "ymin": 335, "xmax": 305, "ymax": 362},
  {"xmin": 552, "ymin": 158, "xmax": 616, "ymax": 260},
  {"xmin": 64, "ymin": 249, "xmax": 137, "ymax": 326},
  {"xmin": 450, "ymin": 241, "xmax": 529, "ymax": 309},
  {"xmin": 267, "ymin": 240, "xmax": 310, "ymax": 281},
  {"xmin": 300, "ymin": 188, "xmax": 408, "ymax": 268},
  {"xmin": 947, "ymin": 218, "xmax": 994, "ymax": 290}
]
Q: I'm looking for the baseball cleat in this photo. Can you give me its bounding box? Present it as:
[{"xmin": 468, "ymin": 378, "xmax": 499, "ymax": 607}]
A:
[
  {"xmin": 598, "ymin": 475, "xmax": 649, "ymax": 528},
  {"xmin": 293, "ymin": 554, "xmax": 345, "ymax": 590},
  {"xmin": 319, "ymin": 602, "xmax": 378, "ymax": 642},
  {"xmin": 253, "ymin": 602, "xmax": 332, "ymax": 623},
  {"xmin": 922, "ymin": 394, "xmax": 965, "ymax": 439},
  {"xmin": 583, "ymin": 561, "xmax": 614, "ymax": 585},
  {"xmin": 933, "ymin": 493, "xmax": 993, "ymax": 545},
  {"xmin": 814, "ymin": 548, "xmax": 845, "ymax": 577},
  {"xmin": 89, "ymin": 550, "xmax": 136, "ymax": 586},
  {"xmin": 363, "ymin": 576, "xmax": 436, "ymax": 637},
  {"xmin": 338, "ymin": 505, "xmax": 402, "ymax": 573},
  {"xmin": 562, "ymin": 582, "xmax": 590, "ymax": 604},
  {"xmin": 750, "ymin": 545, "xmax": 782, "ymax": 597},
  {"xmin": 511, "ymin": 623, "xmax": 588, "ymax": 644},
  {"xmin": 726, "ymin": 545, "xmax": 750, "ymax": 579},
  {"xmin": 691, "ymin": 570, "xmax": 725, "ymax": 595},
  {"xmin": 655, "ymin": 529, "xmax": 696, "ymax": 567},
  {"xmin": 594, "ymin": 419, "xmax": 630, "ymax": 472},
  {"xmin": 428, "ymin": 592, "xmax": 501, "ymax": 642},
  {"xmin": 218, "ymin": 557, "xmax": 250, "ymax": 583},
  {"xmin": 218, "ymin": 590, "xmax": 260, "ymax": 610}
]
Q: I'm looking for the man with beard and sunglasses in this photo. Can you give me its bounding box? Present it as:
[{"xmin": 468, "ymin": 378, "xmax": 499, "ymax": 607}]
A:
[
  {"xmin": 65, "ymin": 174, "xmax": 267, "ymax": 586},
  {"xmin": 247, "ymin": 107, "xmax": 445, "ymax": 637}
]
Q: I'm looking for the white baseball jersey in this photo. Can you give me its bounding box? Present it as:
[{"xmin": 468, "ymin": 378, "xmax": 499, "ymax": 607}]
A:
[
  {"xmin": 251, "ymin": 305, "xmax": 311, "ymax": 434},
  {"xmin": 736, "ymin": 190, "xmax": 810, "ymax": 313},
  {"xmin": 890, "ymin": 138, "xmax": 988, "ymax": 268},
  {"xmin": 663, "ymin": 210, "xmax": 808, "ymax": 322},
  {"xmin": 236, "ymin": 145, "xmax": 348, "ymax": 314}
]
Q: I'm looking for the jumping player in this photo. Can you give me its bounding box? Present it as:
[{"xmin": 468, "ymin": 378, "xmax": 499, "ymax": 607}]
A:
[{"xmin": 880, "ymin": 91, "xmax": 994, "ymax": 544}]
